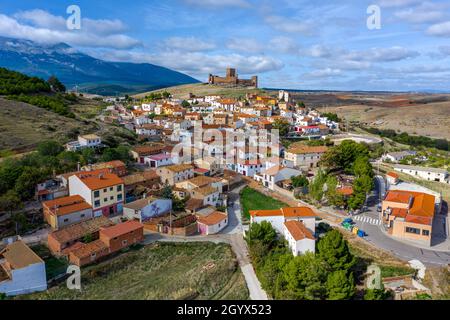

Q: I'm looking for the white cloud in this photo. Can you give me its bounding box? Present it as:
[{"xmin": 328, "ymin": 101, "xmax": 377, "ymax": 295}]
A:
[
  {"xmin": 0, "ymin": 11, "xmax": 140, "ymax": 49},
  {"xmin": 377, "ymin": 0, "xmax": 422, "ymax": 8},
  {"xmin": 91, "ymin": 49, "xmax": 284, "ymax": 78},
  {"xmin": 264, "ymin": 15, "xmax": 314, "ymax": 34},
  {"xmin": 269, "ymin": 36, "xmax": 299, "ymax": 54},
  {"xmin": 343, "ymin": 46, "xmax": 420, "ymax": 62},
  {"xmin": 226, "ymin": 37, "xmax": 265, "ymax": 53},
  {"xmin": 304, "ymin": 45, "xmax": 334, "ymax": 58},
  {"xmin": 394, "ymin": 2, "xmax": 448, "ymax": 24},
  {"xmin": 182, "ymin": 0, "xmax": 250, "ymax": 8},
  {"xmin": 305, "ymin": 68, "xmax": 342, "ymax": 78},
  {"xmin": 427, "ymin": 21, "xmax": 450, "ymax": 37},
  {"xmin": 162, "ymin": 36, "xmax": 216, "ymax": 51}
]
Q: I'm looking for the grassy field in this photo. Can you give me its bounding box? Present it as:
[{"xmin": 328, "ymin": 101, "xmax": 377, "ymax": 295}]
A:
[
  {"xmin": 240, "ymin": 186, "xmax": 288, "ymax": 221},
  {"xmin": 133, "ymin": 83, "xmax": 265, "ymax": 100},
  {"xmin": 31, "ymin": 244, "xmax": 68, "ymax": 280},
  {"xmin": 21, "ymin": 242, "xmax": 249, "ymax": 300}
]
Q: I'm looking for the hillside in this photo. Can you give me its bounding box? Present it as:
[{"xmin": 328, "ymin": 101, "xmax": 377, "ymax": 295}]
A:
[
  {"xmin": 0, "ymin": 37, "xmax": 199, "ymax": 95},
  {"xmin": 0, "ymin": 97, "xmax": 136, "ymax": 154},
  {"xmin": 133, "ymin": 83, "xmax": 265, "ymax": 100}
]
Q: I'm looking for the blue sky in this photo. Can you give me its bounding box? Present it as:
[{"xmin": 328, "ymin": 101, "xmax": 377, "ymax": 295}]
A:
[{"xmin": 1, "ymin": 0, "xmax": 450, "ymax": 91}]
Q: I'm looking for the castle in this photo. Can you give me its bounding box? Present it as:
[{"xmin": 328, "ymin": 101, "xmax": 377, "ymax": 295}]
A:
[{"xmin": 208, "ymin": 68, "xmax": 258, "ymax": 88}]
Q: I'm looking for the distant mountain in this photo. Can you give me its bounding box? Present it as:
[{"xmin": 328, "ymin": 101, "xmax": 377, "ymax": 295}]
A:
[{"xmin": 0, "ymin": 37, "xmax": 199, "ymax": 95}]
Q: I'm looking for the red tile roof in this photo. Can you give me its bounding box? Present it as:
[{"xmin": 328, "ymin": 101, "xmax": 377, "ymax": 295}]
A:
[
  {"xmin": 197, "ymin": 211, "xmax": 227, "ymax": 226},
  {"xmin": 43, "ymin": 195, "xmax": 92, "ymax": 216},
  {"xmin": 250, "ymin": 207, "xmax": 316, "ymax": 218},
  {"xmin": 73, "ymin": 169, "xmax": 123, "ymax": 190},
  {"xmin": 99, "ymin": 220, "xmax": 143, "ymax": 239},
  {"xmin": 284, "ymin": 220, "xmax": 315, "ymax": 241}
]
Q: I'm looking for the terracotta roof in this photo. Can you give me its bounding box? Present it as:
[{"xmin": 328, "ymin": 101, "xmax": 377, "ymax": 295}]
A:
[
  {"xmin": 0, "ymin": 241, "xmax": 43, "ymax": 269},
  {"xmin": 70, "ymin": 240, "xmax": 108, "ymax": 259},
  {"xmin": 284, "ymin": 220, "xmax": 315, "ymax": 241},
  {"xmin": 73, "ymin": 169, "xmax": 123, "ymax": 190},
  {"xmin": 391, "ymin": 207, "xmax": 408, "ymax": 218},
  {"xmin": 250, "ymin": 207, "xmax": 316, "ymax": 218},
  {"xmin": 287, "ymin": 145, "xmax": 328, "ymax": 155},
  {"xmin": 122, "ymin": 170, "xmax": 160, "ymax": 186},
  {"xmin": 132, "ymin": 145, "xmax": 165, "ymax": 156},
  {"xmin": 385, "ymin": 191, "xmax": 413, "ymax": 204},
  {"xmin": 387, "ymin": 171, "xmax": 399, "ymax": 179},
  {"xmin": 123, "ymin": 197, "xmax": 159, "ymax": 211},
  {"xmin": 89, "ymin": 160, "xmax": 126, "ymax": 170},
  {"xmin": 185, "ymin": 198, "xmax": 205, "ymax": 211},
  {"xmin": 100, "ymin": 220, "xmax": 143, "ymax": 239},
  {"xmin": 43, "ymin": 195, "xmax": 92, "ymax": 216},
  {"xmin": 186, "ymin": 176, "xmax": 221, "ymax": 188},
  {"xmin": 49, "ymin": 216, "xmax": 114, "ymax": 243},
  {"xmin": 337, "ymin": 186, "xmax": 354, "ymax": 196},
  {"xmin": 165, "ymin": 164, "xmax": 194, "ymax": 173},
  {"xmin": 193, "ymin": 186, "xmax": 218, "ymax": 196},
  {"xmin": 197, "ymin": 211, "xmax": 227, "ymax": 226}
]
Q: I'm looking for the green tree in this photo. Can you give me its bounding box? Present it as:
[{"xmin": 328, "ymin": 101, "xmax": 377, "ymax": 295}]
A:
[
  {"xmin": 326, "ymin": 270, "xmax": 356, "ymax": 300},
  {"xmin": 159, "ymin": 184, "xmax": 173, "ymax": 200},
  {"xmin": 246, "ymin": 221, "xmax": 277, "ymax": 248},
  {"xmin": 37, "ymin": 140, "xmax": 64, "ymax": 157},
  {"xmin": 0, "ymin": 190, "xmax": 23, "ymax": 214},
  {"xmin": 282, "ymin": 253, "xmax": 328, "ymax": 300},
  {"xmin": 15, "ymin": 167, "xmax": 47, "ymax": 200},
  {"xmin": 364, "ymin": 287, "xmax": 390, "ymax": 300},
  {"xmin": 47, "ymin": 75, "xmax": 66, "ymax": 92},
  {"xmin": 353, "ymin": 156, "xmax": 374, "ymax": 178},
  {"xmin": 291, "ymin": 175, "xmax": 309, "ymax": 188},
  {"xmin": 181, "ymin": 100, "xmax": 190, "ymax": 108},
  {"xmin": 309, "ymin": 169, "xmax": 327, "ymax": 201},
  {"xmin": 162, "ymin": 91, "xmax": 170, "ymax": 99},
  {"xmin": 272, "ymin": 119, "xmax": 290, "ymax": 137},
  {"xmin": 81, "ymin": 148, "xmax": 96, "ymax": 165},
  {"xmin": 317, "ymin": 229, "xmax": 355, "ymax": 272},
  {"xmin": 320, "ymin": 140, "xmax": 369, "ymax": 173}
]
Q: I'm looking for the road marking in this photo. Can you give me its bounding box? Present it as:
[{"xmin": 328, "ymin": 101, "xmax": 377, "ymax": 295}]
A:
[{"xmin": 353, "ymin": 215, "xmax": 381, "ymax": 226}]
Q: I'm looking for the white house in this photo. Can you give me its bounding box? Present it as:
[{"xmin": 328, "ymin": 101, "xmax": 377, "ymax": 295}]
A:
[
  {"xmin": 236, "ymin": 160, "xmax": 264, "ymax": 177},
  {"xmin": 283, "ymin": 220, "xmax": 316, "ymax": 256},
  {"xmin": 144, "ymin": 153, "xmax": 173, "ymax": 168},
  {"xmin": 255, "ymin": 166, "xmax": 302, "ymax": 190},
  {"xmin": 284, "ymin": 145, "xmax": 328, "ymax": 169},
  {"xmin": 382, "ymin": 151, "xmax": 417, "ymax": 163},
  {"xmin": 142, "ymin": 103, "xmax": 156, "ymax": 112},
  {"xmin": 250, "ymin": 207, "xmax": 316, "ymax": 234},
  {"xmin": 65, "ymin": 134, "xmax": 102, "ymax": 151},
  {"xmin": 197, "ymin": 211, "xmax": 228, "ymax": 235},
  {"xmin": 0, "ymin": 240, "xmax": 47, "ymax": 296},
  {"xmin": 393, "ymin": 164, "xmax": 449, "ymax": 183},
  {"xmin": 123, "ymin": 197, "xmax": 172, "ymax": 223}
]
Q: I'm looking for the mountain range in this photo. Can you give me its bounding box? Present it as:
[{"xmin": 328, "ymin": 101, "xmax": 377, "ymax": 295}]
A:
[{"xmin": 0, "ymin": 37, "xmax": 199, "ymax": 95}]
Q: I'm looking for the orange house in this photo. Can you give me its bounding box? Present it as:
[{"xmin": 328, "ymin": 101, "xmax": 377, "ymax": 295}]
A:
[{"xmin": 382, "ymin": 190, "xmax": 435, "ymax": 246}]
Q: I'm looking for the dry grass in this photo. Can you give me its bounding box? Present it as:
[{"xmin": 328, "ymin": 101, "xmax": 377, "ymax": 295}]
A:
[{"xmin": 20, "ymin": 242, "xmax": 249, "ymax": 300}]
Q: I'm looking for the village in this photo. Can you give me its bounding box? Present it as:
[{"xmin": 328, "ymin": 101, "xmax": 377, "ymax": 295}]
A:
[{"xmin": 0, "ymin": 68, "xmax": 449, "ymax": 300}]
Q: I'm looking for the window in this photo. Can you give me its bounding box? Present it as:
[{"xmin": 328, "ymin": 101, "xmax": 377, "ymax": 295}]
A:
[
  {"xmin": 110, "ymin": 196, "xmax": 114, "ymax": 200},
  {"xmin": 110, "ymin": 187, "xmax": 113, "ymax": 191},
  {"xmin": 64, "ymin": 218, "xmax": 69, "ymax": 222},
  {"xmin": 405, "ymin": 227, "xmax": 420, "ymax": 235},
  {"xmin": 103, "ymin": 188, "xmax": 107, "ymax": 192},
  {"xmin": 81, "ymin": 214, "xmax": 85, "ymax": 218},
  {"xmin": 122, "ymin": 240, "xmax": 128, "ymax": 246},
  {"xmin": 94, "ymin": 190, "xmax": 100, "ymax": 198},
  {"xmin": 104, "ymin": 198, "xmax": 107, "ymax": 202},
  {"xmin": 422, "ymin": 230, "xmax": 430, "ymax": 236},
  {"xmin": 94, "ymin": 200, "xmax": 100, "ymax": 207},
  {"xmin": 118, "ymin": 194, "xmax": 123, "ymax": 201}
]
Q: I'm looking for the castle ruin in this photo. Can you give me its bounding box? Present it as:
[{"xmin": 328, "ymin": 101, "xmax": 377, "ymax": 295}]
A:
[{"xmin": 208, "ymin": 68, "xmax": 258, "ymax": 88}]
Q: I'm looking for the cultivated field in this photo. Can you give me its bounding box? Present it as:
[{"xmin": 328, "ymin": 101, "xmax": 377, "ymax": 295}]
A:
[
  {"xmin": 290, "ymin": 92, "xmax": 450, "ymax": 140},
  {"xmin": 21, "ymin": 242, "xmax": 249, "ymax": 300}
]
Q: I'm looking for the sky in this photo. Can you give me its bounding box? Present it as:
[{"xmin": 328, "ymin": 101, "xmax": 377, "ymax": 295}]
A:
[{"xmin": 1, "ymin": 0, "xmax": 450, "ymax": 91}]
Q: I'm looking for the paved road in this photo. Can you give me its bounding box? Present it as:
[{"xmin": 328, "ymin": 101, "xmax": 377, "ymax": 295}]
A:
[{"xmin": 351, "ymin": 176, "xmax": 450, "ymax": 266}]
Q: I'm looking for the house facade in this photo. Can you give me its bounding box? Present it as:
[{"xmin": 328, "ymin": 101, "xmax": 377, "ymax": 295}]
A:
[
  {"xmin": 42, "ymin": 195, "xmax": 93, "ymax": 230},
  {"xmin": 123, "ymin": 197, "xmax": 172, "ymax": 222}
]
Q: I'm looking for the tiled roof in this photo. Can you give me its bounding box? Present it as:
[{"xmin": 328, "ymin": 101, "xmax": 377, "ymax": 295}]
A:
[
  {"xmin": 100, "ymin": 220, "xmax": 143, "ymax": 239},
  {"xmin": 197, "ymin": 211, "xmax": 227, "ymax": 226},
  {"xmin": 387, "ymin": 171, "xmax": 399, "ymax": 179},
  {"xmin": 73, "ymin": 169, "xmax": 123, "ymax": 191},
  {"xmin": 187, "ymin": 176, "xmax": 221, "ymax": 188},
  {"xmin": 0, "ymin": 240, "xmax": 43, "ymax": 270},
  {"xmin": 284, "ymin": 220, "xmax": 315, "ymax": 241},
  {"xmin": 287, "ymin": 145, "xmax": 328, "ymax": 155},
  {"xmin": 43, "ymin": 195, "xmax": 92, "ymax": 216},
  {"xmin": 337, "ymin": 186, "xmax": 354, "ymax": 196},
  {"xmin": 49, "ymin": 216, "xmax": 114, "ymax": 243},
  {"xmin": 122, "ymin": 170, "xmax": 160, "ymax": 186},
  {"xmin": 385, "ymin": 191, "xmax": 413, "ymax": 204},
  {"xmin": 70, "ymin": 240, "xmax": 108, "ymax": 259},
  {"xmin": 250, "ymin": 207, "xmax": 316, "ymax": 218},
  {"xmin": 165, "ymin": 164, "xmax": 194, "ymax": 173},
  {"xmin": 193, "ymin": 186, "xmax": 218, "ymax": 196}
]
